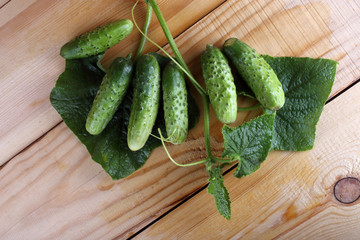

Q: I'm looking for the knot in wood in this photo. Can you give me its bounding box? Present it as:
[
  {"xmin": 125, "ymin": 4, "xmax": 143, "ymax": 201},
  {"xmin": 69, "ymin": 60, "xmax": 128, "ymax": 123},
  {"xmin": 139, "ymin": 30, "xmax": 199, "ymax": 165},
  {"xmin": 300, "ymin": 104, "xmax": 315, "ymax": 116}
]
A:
[{"xmin": 333, "ymin": 177, "xmax": 360, "ymax": 204}]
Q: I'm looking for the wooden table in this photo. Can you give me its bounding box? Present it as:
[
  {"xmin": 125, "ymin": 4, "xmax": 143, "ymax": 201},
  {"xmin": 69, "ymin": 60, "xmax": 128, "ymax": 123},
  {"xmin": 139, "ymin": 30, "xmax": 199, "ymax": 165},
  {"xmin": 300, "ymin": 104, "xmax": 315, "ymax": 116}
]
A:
[{"xmin": 1, "ymin": 0, "xmax": 360, "ymax": 239}]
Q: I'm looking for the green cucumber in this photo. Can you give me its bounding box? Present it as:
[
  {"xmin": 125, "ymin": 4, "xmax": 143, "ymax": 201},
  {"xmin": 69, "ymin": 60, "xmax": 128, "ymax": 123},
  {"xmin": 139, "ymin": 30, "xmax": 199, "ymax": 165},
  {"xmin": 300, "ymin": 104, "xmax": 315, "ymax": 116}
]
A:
[
  {"xmin": 85, "ymin": 55, "xmax": 133, "ymax": 135},
  {"xmin": 60, "ymin": 19, "xmax": 133, "ymax": 59},
  {"xmin": 162, "ymin": 61, "xmax": 188, "ymax": 144},
  {"xmin": 127, "ymin": 54, "xmax": 161, "ymax": 151},
  {"xmin": 201, "ymin": 45, "xmax": 237, "ymax": 124},
  {"xmin": 223, "ymin": 38, "xmax": 285, "ymax": 110}
]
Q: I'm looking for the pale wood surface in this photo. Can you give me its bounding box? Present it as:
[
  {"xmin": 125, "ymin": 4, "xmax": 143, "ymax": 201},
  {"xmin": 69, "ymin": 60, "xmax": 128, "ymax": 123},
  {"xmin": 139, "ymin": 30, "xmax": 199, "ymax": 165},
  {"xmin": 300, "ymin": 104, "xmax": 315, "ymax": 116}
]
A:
[
  {"xmin": 0, "ymin": 97, "xmax": 261, "ymax": 239},
  {"xmin": 0, "ymin": 0, "xmax": 224, "ymax": 165},
  {"xmin": 0, "ymin": 0, "xmax": 10, "ymax": 9},
  {"xmin": 0, "ymin": 0, "xmax": 359, "ymax": 239},
  {"xmin": 140, "ymin": 82, "xmax": 360, "ymax": 240}
]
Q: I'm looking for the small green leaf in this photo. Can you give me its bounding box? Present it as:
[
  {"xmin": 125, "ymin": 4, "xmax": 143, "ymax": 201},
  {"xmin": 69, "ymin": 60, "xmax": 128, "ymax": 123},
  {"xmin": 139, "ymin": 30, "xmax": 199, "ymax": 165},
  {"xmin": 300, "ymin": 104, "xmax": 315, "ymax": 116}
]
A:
[
  {"xmin": 222, "ymin": 113, "xmax": 276, "ymax": 178},
  {"xmin": 263, "ymin": 56, "xmax": 337, "ymax": 151},
  {"xmin": 207, "ymin": 166, "xmax": 231, "ymax": 220},
  {"xmin": 50, "ymin": 54, "xmax": 199, "ymax": 179}
]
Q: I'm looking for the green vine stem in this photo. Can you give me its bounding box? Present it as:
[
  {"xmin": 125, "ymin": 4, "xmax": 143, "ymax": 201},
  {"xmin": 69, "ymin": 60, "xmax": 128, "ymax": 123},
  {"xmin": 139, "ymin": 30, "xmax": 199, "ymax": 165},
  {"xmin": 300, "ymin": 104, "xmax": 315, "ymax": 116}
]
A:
[
  {"xmin": 158, "ymin": 129, "xmax": 207, "ymax": 167},
  {"xmin": 144, "ymin": 0, "xmax": 215, "ymax": 163},
  {"xmin": 146, "ymin": 0, "xmax": 207, "ymax": 98},
  {"xmin": 134, "ymin": 3, "xmax": 152, "ymax": 62},
  {"xmin": 238, "ymin": 104, "xmax": 261, "ymax": 112},
  {"xmin": 203, "ymin": 96, "xmax": 212, "ymax": 158},
  {"xmin": 132, "ymin": 1, "xmax": 205, "ymax": 97}
]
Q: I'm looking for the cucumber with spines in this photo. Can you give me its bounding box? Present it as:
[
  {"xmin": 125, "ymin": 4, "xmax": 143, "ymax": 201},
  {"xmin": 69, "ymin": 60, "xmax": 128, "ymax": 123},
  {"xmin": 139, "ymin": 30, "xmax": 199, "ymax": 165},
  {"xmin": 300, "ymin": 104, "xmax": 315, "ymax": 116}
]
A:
[
  {"xmin": 201, "ymin": 45, "xmax": 237, "ymax": 124},
  {"xmin": 127, "ymin": 54, "xmax": 161, "ymax": 151},
  {"xmin": 60, "ymin": 19, "xmax": 133, "ymax": 59},
  {"xmin": 223, "ymin": 38, "xmax": 285, "ymax": 110},
  {"xmin": 162, "ymin": 61, "xmax": 188, "ymax": 144},
  {"xmin": 85, "ymin": 55, "xmax": 133, "ymax": 135}
]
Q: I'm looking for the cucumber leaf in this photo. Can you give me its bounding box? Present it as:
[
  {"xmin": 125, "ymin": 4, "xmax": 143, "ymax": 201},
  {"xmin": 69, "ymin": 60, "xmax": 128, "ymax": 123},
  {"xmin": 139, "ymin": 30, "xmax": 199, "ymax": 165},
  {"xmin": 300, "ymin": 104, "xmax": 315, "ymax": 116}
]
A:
[
  {"xmin": 50, "ymin": 54, "xmax": 199, "ymax": 179},
  {"xmin": 263, "ymin": 56, "xmax": 337, "ymax": 151},
  {"xmin": 222, "ymin": 113, "xmax": 276, "ymax": 178},
  {"xmin": 207, "ymin": 166, "xmax": 231, "ymax": 220},
  {"xmin": 236, "ymin": 56, "xmax": 337, "ymax": 151}
]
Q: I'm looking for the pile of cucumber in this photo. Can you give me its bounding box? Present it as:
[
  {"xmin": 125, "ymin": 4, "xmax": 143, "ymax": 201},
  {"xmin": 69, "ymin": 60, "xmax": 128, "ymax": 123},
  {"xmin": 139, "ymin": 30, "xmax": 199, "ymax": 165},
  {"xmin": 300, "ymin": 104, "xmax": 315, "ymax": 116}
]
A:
[
  {"xmin": 60, "ymin": 18, "xmax": 285, "ymax": 153},
  {"xmin": 54, "ymin": 0, "xmax": 337, "ymax": 220}
]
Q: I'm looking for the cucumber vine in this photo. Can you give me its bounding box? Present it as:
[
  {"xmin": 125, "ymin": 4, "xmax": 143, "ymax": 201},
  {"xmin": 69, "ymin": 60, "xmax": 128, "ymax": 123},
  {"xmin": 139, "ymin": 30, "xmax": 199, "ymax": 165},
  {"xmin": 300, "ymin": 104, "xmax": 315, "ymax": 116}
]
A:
[
  {"xmin": 134, "ymin": 3, "xmax": 152, "ymax": 61},
  {"xmin": 50, "ymin": 0, "xmax": 337, "ymax": 222},
  {"xmin": 135, "ymin": 0, "xmax": 225, "ymax": 167},
  {"xmin": 132, "ymin": 1, "xmax": 223, "ymax": 169},
  {"xmin": 52, "ymin": 0, "xmax": 337, "ymax": 222},
  {"xmin": 133, "ymin": 0, "xmax": 233, "ymax": 218}
]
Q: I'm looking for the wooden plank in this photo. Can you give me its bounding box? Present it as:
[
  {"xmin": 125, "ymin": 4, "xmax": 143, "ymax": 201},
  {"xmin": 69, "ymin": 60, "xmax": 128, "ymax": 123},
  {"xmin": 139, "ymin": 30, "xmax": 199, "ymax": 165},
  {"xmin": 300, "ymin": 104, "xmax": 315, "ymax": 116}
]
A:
[
  {"xmin": 0, "ymin": 0, "xmax": 10, "ymax": 8},
  {"xmin": 0, "ymin": 0, "xmax": 224, "ymax": 165},
  {"xmin": 136, "ymin": 82, "xmax": 360, "ymax": 240},
  {"xmin": 173, "ymin": 0, "xmax": 360, "ymax": 85},
  {"xmin": 0, "ymin": 0, "xmax": 36, "ymax": 26},
  {"xmin": 1, "ymin": 0, "xmax": 360, "ymax": 239},
  {"xmin": 0, "ymin": 96, "xmax": 262, "ymax": 239}
]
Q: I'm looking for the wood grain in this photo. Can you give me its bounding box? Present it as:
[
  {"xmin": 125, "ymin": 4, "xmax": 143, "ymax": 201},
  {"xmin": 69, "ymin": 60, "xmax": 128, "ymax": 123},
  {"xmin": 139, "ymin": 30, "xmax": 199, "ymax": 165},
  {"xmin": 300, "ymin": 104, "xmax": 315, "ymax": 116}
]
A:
[
  {"xmin": 138, "ymin": 82, "xmax": 360, "ymax": 240},
  {"xmin": 0, "ymin": 0, "xmax": 224, "ymax": 165},
  {"xmin": 164, "ymin": 0, "xmax": 360, "ymax": 92},
  {"xmin": 0, "ymin": 0, "xmax": 36, "ymax": 25},
  {"xmin": 0, "ymin": 0, "xmax": 10, "ymax": 9},
  {"xmin": 0, "ymin": 0, "xmax": 360, "ymax": 239},
  {"xmin": 0, "ymin": 97, "xmax": 261, "ymax": 239}
]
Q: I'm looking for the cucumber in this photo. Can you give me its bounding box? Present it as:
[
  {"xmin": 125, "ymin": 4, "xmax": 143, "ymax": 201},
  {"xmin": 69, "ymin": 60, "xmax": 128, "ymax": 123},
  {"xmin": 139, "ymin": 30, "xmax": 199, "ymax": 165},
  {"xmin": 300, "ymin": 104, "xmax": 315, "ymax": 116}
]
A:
[
  {"xmin": 127, "ymin": 54, "xmax": 161, "ymax": 151},
  {"xmin": 60, "ymin": 19, "xmax": 133, "ymax": 59},
  {"xmin": 201, "ymin": 45, "xmax": 237, "ymax": 124},
  {"xmin": 162, "ymin": 61, "xmax": 188, "ymax": 144},
  {"xmin": 223, "ymin": 38, "xmax": 285, "ymax": 110},
  {"xmin": 85, "ymin": 55, "xmax": 133, "ymax": 135}
]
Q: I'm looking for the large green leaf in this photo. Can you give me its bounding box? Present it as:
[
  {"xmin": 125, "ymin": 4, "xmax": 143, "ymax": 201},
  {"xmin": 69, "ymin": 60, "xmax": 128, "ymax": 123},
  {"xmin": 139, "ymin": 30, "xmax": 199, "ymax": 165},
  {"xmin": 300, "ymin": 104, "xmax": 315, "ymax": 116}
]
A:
[
  {"xmin": 50, "ymin": 54, "xmax": 199, "ymax": 179},
  {"xmin": 236, "ymin": 56, "xmax": 337, "ymax": 151},
  {"xmin": 263, "ymin": 56, "xmax": 337, "ymax": 151},
  {"xmin": 222, "ymin": 113, "xmax": 276, "ymax": 178}
]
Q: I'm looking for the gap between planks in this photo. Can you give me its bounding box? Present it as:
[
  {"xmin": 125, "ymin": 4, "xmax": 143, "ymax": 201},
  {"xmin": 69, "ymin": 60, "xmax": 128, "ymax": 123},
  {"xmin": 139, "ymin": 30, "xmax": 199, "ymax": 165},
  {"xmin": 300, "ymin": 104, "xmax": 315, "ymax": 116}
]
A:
[
  {"xmin": 0, "ymin": 0, "xmax": 10, "ymax": 9},
  {"xmin": 127, "ymin": 160, "xmax": 238, "ymax": 240},
  {"xmin": 0, "ymin": 121, "xmax": 63, "ymax": 171}
]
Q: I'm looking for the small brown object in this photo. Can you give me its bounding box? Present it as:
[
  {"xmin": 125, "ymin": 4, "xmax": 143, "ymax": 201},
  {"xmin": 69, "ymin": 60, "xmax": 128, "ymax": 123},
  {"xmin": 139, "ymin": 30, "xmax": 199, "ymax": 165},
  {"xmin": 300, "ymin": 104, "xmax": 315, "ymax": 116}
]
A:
[{"xmin": 333, "ymin": 177, "xmax": 360, "ymax": 204}]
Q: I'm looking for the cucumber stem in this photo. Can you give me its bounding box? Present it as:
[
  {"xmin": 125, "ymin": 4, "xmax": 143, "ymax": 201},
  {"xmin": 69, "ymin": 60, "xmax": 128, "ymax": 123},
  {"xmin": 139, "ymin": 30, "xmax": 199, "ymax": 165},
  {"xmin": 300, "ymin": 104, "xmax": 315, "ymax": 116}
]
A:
[
  {"xmin": 132, "ymin": 1, "xmax": 205, "ymax": 96},
  {"xmin": 143, "ymin": 0, "xmax": 215, "ymax": 165},
  {"xmin": 203, "ymin": 96, "xmax": 212, "ymax": 158},
  {"xmin": 134, "ymin": 3, "xmax": 152, "ymax": 62},
  {"xmin": 146, "ymin": 0, "xmax": 207, "ymax": 97},
  {"xmin": 214, "ymin": 157, "xmax": 238, "ymax": 163},
  {"xmin": 237, "ymin": 104, "xmax": 261, "ymax": 112},
  {"xmin": 158, "ymin": 129, "xmax": 207, "ymax": 167}
]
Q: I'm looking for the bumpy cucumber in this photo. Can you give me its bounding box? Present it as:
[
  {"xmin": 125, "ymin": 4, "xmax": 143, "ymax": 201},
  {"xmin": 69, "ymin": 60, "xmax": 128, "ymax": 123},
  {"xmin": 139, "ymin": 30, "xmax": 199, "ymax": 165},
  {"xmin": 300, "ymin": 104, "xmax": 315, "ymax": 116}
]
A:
[
  {"xmin": 85, "ymin": 55, "xmax": 133, "ymax": 135},
  {"xmin": 201, "ymin": 45, "xmax": 237, "ymax": 124},
  {"xmin": 127, "ymin": 54, "xmax": 161, "ymax": 151},
  {"xmin": 162, "ymin": 61, "xmax": 188, "ymax": 144},
  {"xmin": 223, "ymin": 38, "xmax": 285, "ymax": 110},
  {"xmin": 60, "ymin": 19, "xmax": 133, "ymax": 59}
]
